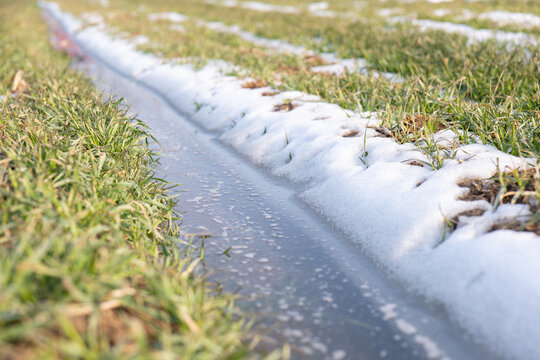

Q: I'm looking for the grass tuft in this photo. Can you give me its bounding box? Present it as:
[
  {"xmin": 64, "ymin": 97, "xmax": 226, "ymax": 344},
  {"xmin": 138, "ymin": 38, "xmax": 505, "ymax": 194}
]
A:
[{"xmin": 0, "ymin": 1, "xmax": 249, "ymax": 358}]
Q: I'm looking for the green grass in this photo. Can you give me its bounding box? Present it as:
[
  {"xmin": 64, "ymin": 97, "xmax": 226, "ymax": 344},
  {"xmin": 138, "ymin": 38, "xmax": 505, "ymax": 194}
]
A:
[{"xmin": 0, "ymin": 0, "xmax": 254, "ymax": 358}]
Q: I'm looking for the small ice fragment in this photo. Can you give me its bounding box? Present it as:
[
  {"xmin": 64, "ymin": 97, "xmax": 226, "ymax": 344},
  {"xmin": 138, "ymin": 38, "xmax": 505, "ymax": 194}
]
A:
[
  {"xmin": 332, "ymin": 350, "xmax": 347, "ymax": 360},
  {"xmin": 395, "ymin": 319, "xmax": 417, "ymax": 335}
]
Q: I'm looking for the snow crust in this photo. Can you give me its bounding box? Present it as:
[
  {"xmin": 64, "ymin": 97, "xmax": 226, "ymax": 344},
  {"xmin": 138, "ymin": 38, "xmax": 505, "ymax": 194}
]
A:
[{"xmin": 41, "ymin": 2, "xmax": 540, "ymax": 359}]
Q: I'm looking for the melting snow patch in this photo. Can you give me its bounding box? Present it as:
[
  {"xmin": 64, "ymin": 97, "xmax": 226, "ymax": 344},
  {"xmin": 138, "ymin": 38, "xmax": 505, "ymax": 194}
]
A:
[
  {"xmin": 308, "ymin": 2, "xmax": 336, "ymax": 17},
  {"xmin": 414, "ymin": 335, "xmax": 445, "ymax": 359},
  {"xmin": 432, "ymin": 9, "xmax": 452, "ymax": 17},
  {"xmin": 396, "ymin": 17, "xmax": 539, "ymax": 46},
  {"xmin": 478, "ymin": 11, "xmax": 540, "ymax": 28},
  {"xmin": 311, "ymin": 58, "xmax": 368, "ymax": 75},
  {"xmin": 377, "ymin": 8, "xmax": 402, "ymax": 17},
  {"xmin": 148, "ymin": 12, "xmax": 188, "ymax": 23},
  {"xmin": 200, "ymin": 19, "xmax": 399, "ymax": 80},
  {"xmin": 202, "ymin": 20, "xmax": 308, "ymax": 55},
  {"xmin": 241, "ymin": 1, "xmax": 299, "ymax": 14},
  {"xmin": 395, "ymin": 319, "xmax": 417, "ymax": 335},
  {"xmin": 81, "ymin": 12, "xmax": 103, "ymax": 24},
  {"xmin": 170, "ymin": 24, "xmax": 186, "ymax": 32}
]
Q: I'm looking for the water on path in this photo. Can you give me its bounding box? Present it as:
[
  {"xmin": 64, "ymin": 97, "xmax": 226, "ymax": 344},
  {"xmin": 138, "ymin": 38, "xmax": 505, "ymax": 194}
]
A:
[{"xmin": 75, "ymin": 57, "xmax": 497, "ymax": 360}]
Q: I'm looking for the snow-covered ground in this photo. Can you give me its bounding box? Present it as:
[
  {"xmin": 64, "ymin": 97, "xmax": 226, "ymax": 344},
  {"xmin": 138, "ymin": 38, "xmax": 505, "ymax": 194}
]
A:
[{"xmin": 42, "ymin": 2, "xmax": 540, "ymax": 359}]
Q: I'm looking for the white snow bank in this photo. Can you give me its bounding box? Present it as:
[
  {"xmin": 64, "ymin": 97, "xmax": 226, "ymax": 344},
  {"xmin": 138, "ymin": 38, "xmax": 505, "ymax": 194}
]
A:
[
  {"xmin": 396, "ymin": 17, "xmax": 539, "ymax": 46},
  {"xmin": 148, "ymin": 12, "xmax": 188, "ymax": 23},
  {"xmin": 41, "ymin": 3, "xmax": 540, "ymax": 360},
  {"xmin": 477, "ymin": 11, "xmax": 540, "ymax": 28}
]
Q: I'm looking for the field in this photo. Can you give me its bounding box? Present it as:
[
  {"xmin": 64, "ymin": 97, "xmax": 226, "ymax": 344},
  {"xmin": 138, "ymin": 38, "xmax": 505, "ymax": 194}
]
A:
[
  {"xmin": 2, "ymin": 0, "xmax": 540, "ymax": 359},
  {"xmin": 52, "ymin": 0, "xmax": 539, "ymax": 198},
  {"xmin": 0, "ymin": 1, "xmax": 254, "ymax": 358}
]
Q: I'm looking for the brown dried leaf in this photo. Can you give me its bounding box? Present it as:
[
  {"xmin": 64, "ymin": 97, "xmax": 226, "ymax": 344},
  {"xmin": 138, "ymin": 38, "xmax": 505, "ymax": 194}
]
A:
[
  {"xmin": 242, "ymin": 79, "xmax": 267, "ymax": 89},
  {"xmin": 342, "ymin": 130, "xmax": 359, "ymax": 138},
  {"xmin": 11, "ymin": 71, "xmax": 27, "ymax": 96},
  {"xmin": 273, "ymin": 102, "xmax": 297, "ymax": 112}
]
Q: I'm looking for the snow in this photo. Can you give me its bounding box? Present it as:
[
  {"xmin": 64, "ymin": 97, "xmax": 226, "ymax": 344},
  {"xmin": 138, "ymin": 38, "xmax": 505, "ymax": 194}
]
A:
[
  {"xmin": 41, "ymin": 2, "xmax": 540, "ymax": 359},
  {"xmin": 148, "ymin": 12, "xmax": 187, "ymax": 23},
  {"xmin": 241, "ymin": 1, "xmax": 299, "ymax": 13},
  {"xmin": 81, "ymin": 12, "xmax": 104, "ymax": 24},
  {"xmin": 396, "ymin": 319, "xmax": 417, "ymax": 335},
  {"xmin": 414, "ymin": 335, "xmax": 445, "ymax": 359},
  {"xmin": 477, "ymin": 11, "xmax": 540, "ymax": 28},
  {"xmin": 396, "ymin": 17, "xmax": 539, "ymax": 46},
  {"xmin": 377, "ymin": 8, "xmax": 402, "ymax": 17},
  {"xmin": 308, "ymin": 2, "xmax": 328, "ymax": 12},
  {"xmin": 206, "ymin": 0, "xmax": 299, "ymax": 14},
  {"xmin": 432, "ymin": 9, "xmax": 451, "ymax": 17},
  {"xmin": 311, "ymin": 58, "xmax": 368, "ymax": 75},
  {"xmin": 170, "ymin": 24, "xmax": 186, "ymax": 33},
  {"xmin": 202, "ymin": 20, "xmax": 308, "ymax": 55},
  {"xmin": 197, "ymin": 18, "xmax": 399, "ymax": 79},
  {"xmin": 208, "ymin": 0, "xmax": 338, "ymax": 17},
  {"xmin": 308, "ymin": 2, "xmax": 336, "ymax": 17}
]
